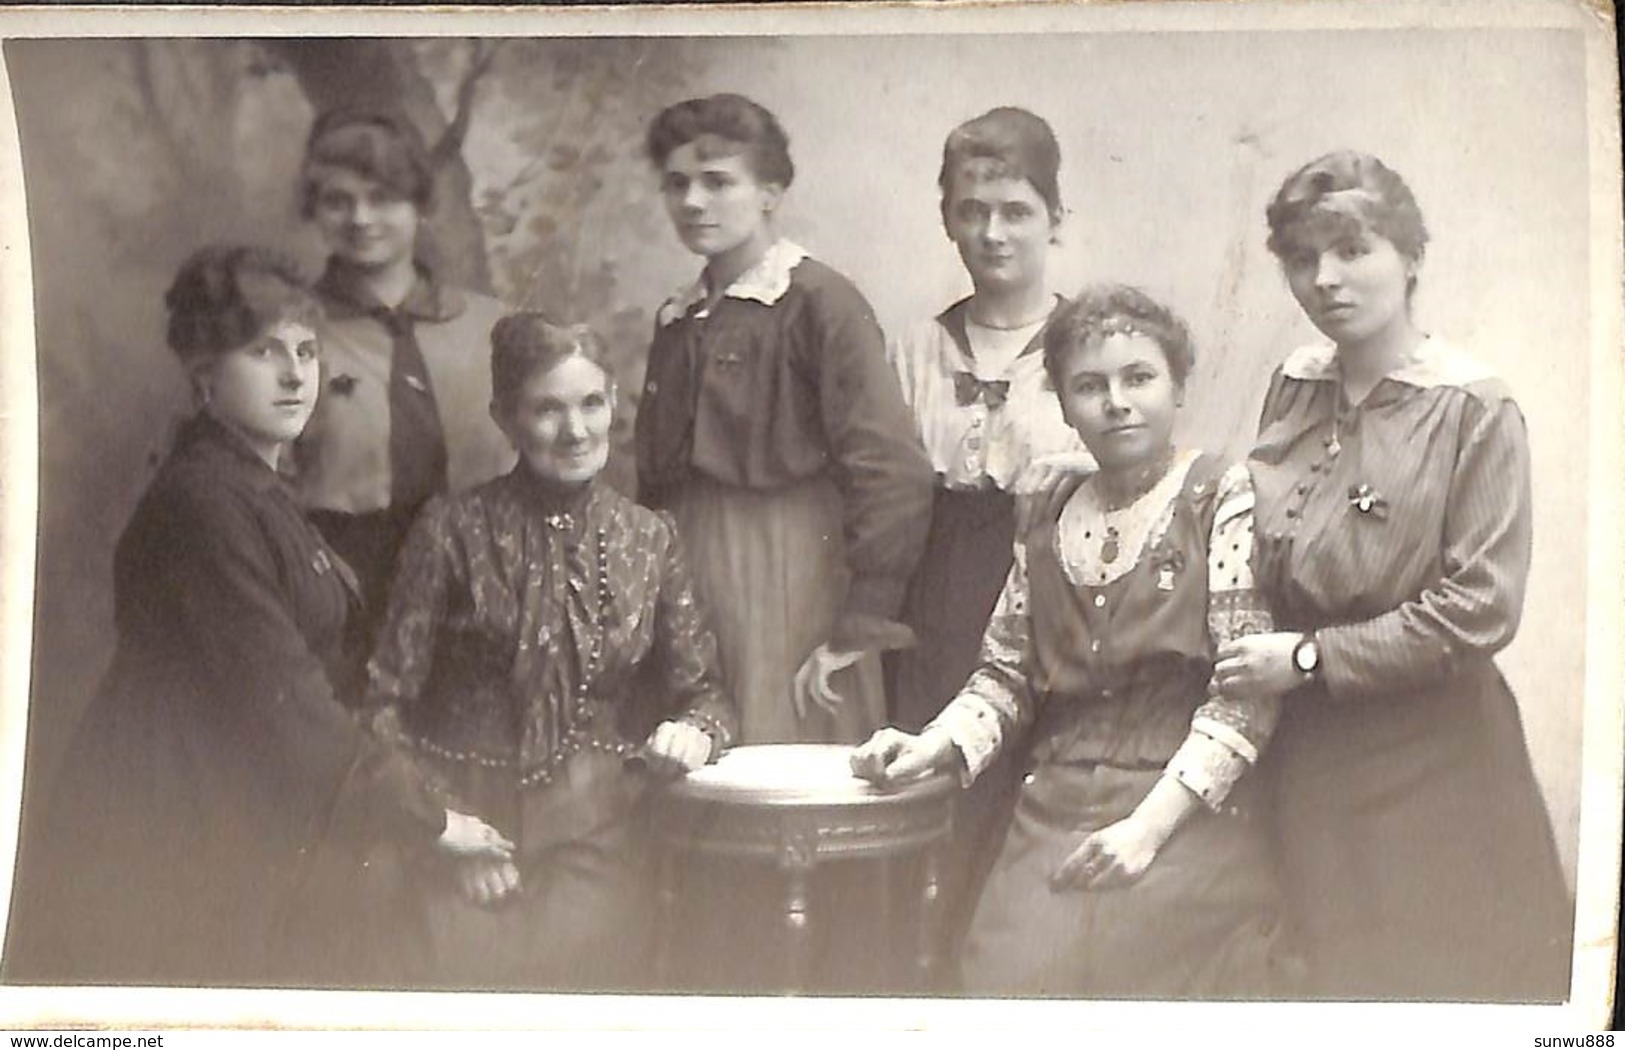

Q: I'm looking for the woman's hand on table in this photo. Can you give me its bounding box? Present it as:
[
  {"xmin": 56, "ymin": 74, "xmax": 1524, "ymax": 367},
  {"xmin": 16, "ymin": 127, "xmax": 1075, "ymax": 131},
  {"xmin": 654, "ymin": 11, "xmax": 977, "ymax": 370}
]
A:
[
  {"xmin": 849, "ymin": 725, "xmax": 956, "ymax": 788},
  {"xmin": 437, "ymin": 810, "xmax": 515, "ymax": 859},
  {"xmin": 642, "ymin": 719, "xmax": 714, "ymax": 777},
  {"xmin": 1050, "ymin": 814, "xmax": 1168, "ymax": 892},
  {"xmin": 792, "ymin": 643, "xmax": 865, "ymax": 718},
  {"xmin": 1214, "ymin": 632, "xmax": 1303, "ymax": 703},
  {"xmin": 455, "ymin": 856, "xmax": 522, "ymax": 908}
]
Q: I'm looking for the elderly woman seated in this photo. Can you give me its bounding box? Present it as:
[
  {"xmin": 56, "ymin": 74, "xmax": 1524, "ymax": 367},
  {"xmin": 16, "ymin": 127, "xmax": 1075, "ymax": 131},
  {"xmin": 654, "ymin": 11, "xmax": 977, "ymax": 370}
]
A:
[{"xmin": 364, "ymin": 312, "xmax": 738, "ymax": 991}]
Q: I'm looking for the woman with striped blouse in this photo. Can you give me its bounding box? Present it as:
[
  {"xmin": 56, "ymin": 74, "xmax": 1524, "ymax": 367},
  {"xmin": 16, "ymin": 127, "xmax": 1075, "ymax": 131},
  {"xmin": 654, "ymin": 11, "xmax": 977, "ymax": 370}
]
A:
[{"xmin": 1213, "ymin": 150, "xmax": 1571, "ymax": 1000}]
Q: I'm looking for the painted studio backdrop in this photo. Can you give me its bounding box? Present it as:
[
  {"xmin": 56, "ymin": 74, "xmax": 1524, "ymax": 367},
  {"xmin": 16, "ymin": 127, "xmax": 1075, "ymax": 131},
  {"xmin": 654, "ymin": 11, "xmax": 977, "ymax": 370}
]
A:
[{"xmin": 1, "ymin": 28, "xmax": 1591, "ymax": 932}]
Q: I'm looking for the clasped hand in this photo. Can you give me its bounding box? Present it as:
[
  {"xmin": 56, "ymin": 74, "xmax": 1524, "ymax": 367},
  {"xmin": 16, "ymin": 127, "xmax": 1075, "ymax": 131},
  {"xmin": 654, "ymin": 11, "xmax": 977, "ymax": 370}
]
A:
[
  {"xmin": 456, "ymin": 856, "xmax": 523, "ymax": 908},
  {"xmin": 1212, "ymin": 631, "xmax": 1304, "ymax": 702},
  {"xmin": 438, "ymin": 810, "xmax": 521, "ymax": 908},
  {"xmin": 438, "ymin": 809, "xmax": 514, "ymax": 859}
]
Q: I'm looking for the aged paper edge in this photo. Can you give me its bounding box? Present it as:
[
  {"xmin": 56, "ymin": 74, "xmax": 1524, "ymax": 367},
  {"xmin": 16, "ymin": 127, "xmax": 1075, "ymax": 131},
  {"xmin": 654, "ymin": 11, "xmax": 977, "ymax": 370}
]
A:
[{"xmin": 0, "ymin": 0, "xmax": 1617, "ymax": 1035}]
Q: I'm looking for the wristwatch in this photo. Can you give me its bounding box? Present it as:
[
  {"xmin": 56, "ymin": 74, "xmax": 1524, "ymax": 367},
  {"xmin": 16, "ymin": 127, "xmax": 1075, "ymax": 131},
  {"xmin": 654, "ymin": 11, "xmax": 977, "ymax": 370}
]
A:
[{"xmin": 1291, "ymin": 632, "xmax": 1322, "ymax": 681}]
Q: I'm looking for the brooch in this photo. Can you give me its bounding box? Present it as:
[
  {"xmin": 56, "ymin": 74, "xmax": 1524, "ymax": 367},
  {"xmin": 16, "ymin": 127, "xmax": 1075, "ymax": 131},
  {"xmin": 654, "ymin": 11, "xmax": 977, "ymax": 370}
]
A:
[
  {"xmin": 1152, "ymin": 548, "xmax": 1186, "ymax": 591},
  {"xmin": 1348, "ymin": 483, "xmax": 1389, "ymax": 519}
]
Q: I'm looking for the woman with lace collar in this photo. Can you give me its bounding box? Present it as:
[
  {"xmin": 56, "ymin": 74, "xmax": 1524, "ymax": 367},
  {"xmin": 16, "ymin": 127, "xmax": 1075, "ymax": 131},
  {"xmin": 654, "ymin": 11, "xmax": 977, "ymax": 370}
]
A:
[
  {"xmin": 853, "ymin": 287, "xmax": 1290, "ymax": 997},
  {"xmin": 365, "ymin": 313, "xmax": 737, "ymax": 990},
  {"xmin": 635, "ymin": 93, "xmax": 932, "ymax": 746}
]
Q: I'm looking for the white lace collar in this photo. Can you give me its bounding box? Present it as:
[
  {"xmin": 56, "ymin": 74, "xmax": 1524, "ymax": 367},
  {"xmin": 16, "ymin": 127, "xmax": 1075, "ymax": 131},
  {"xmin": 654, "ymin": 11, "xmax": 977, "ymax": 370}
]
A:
[
  {"xmin": 656, "ymin": 240, "xmax": 809, "ymax": 328},
  {"xmin": 1281, "ymin": 336, "xmax": 1496, "ymax": 390},
  {"xmin": 1056, "ymin": 449, "xmax": 1202, "ymax": 588}
]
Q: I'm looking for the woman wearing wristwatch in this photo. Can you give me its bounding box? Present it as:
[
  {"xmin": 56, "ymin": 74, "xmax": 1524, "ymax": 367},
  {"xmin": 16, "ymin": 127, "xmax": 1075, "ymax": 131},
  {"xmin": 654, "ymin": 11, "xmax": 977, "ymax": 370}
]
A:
[{"xmin": 1213, "ymin": 151, "xmax": 1570, "ymax": 1000}]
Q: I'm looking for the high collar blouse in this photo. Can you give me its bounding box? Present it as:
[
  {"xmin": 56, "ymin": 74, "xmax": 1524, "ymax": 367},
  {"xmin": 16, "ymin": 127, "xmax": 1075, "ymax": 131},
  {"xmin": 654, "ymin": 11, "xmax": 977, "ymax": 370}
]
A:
[
  {"xmin": 1247, "ymin": 337, "xmax": 1530, "ymax": 703},
  {"xmin": 365, "ymin": 469, "xmax": 738, "ymax": 816}
]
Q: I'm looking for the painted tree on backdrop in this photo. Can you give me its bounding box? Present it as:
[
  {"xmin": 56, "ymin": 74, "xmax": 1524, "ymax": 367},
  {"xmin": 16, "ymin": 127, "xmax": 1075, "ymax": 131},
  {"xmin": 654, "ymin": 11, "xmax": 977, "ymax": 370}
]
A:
[
  {"xmin": 414, "ymin": 37, "xmax": 712, "ymax": 492},
  {"xmin": 258, "ymin": 38, "xmax": 496, "ymax": 292},
  {"xmin": 6, "ymin": 35, "xmax": 714, "ymax": 980}
]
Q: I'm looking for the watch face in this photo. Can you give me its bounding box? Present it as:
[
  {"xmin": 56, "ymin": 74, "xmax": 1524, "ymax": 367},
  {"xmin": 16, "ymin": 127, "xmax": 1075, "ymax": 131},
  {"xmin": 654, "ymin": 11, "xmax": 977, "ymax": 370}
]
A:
[{"xmin": 1294, "ymin": 639, "xmax": 1319, "ymax": 673}]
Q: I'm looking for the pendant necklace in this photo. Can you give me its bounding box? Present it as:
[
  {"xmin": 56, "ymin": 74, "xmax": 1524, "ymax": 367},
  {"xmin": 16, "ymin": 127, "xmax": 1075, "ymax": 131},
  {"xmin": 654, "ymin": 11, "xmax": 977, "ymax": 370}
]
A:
[
  {"xmin": 1096, "ymin": 453, "xmax": 1174, "ymax": 564},
  {"xmin": 1101, "ymin": 523, "xmax": 1121, "ymax": 564}
]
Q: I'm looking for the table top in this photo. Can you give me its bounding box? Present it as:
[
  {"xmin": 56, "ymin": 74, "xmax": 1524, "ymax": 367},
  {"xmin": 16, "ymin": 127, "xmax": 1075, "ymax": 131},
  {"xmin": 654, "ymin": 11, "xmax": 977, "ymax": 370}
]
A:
[{"xmin": 666, "ymin": 743, "xmax": 955, "ymax": 808}]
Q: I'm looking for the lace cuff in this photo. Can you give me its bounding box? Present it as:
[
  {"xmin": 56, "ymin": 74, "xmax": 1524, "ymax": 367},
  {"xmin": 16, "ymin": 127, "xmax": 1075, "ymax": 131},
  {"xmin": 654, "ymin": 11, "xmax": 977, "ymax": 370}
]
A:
[
  {"xmin": 928, "ymin": 690, "xmax": 1007, "ymax": 787},
  {"xmin": 1167, "ymin": 730, "xmax": 1251, "ymax": 810}
]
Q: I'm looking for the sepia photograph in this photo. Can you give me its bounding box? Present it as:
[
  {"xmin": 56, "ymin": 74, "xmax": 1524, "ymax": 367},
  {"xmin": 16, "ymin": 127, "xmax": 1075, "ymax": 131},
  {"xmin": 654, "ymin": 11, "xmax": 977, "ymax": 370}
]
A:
[{"xmin": 0, "ymin": 0, "xmax": 1618, "ymax": 1035}]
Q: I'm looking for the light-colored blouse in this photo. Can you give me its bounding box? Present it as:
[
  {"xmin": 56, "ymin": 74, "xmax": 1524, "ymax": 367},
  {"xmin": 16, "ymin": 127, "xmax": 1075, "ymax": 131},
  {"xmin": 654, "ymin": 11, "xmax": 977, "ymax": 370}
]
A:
[{"xmin": 888, "ymin": 298, "xmax": 1093, "ymax": 492}]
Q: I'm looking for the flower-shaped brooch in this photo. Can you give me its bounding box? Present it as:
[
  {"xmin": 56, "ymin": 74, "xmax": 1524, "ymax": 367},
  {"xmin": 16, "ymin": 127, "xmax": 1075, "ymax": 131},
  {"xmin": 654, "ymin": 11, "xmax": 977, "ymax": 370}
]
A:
[{"xmin": 1348, "ymin": 483, "xmax": 1389, "ymax": 519}]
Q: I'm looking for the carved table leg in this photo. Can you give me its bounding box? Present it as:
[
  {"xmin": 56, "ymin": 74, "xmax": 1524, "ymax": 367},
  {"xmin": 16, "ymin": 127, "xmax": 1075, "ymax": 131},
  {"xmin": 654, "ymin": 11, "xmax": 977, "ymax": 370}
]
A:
[
  {"xmin": 653, "ymin": 843, "xmax": 679, "ymax": 988},
  {"xmin": 780, "ymin": 822, "xmax": 816, "ymax": 994},
  {"xmin": 782, "ymin": 861, "xmax": 813, "ymax": 992},
  {"xmin": 916, "ymin": 842, "xmax": 944, "ymax": 990},
  {"xmin": 876, "ymin": 856, "xmax": 895, "ymax": 983}
]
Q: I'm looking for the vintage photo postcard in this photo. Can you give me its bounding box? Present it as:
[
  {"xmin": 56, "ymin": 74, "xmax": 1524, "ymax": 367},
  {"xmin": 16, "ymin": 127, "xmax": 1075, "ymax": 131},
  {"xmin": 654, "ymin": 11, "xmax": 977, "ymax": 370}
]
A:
[{"xmin": 0, "ymin": 0, "xmax": 1617, "ymax": 1037}]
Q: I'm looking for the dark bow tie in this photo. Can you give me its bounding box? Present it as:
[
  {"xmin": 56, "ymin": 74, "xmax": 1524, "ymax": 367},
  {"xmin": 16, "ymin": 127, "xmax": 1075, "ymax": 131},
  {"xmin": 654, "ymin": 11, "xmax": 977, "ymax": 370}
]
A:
[{"xmin": 953, "ymin": 371, "xmax": 1010, "ymax": 409}]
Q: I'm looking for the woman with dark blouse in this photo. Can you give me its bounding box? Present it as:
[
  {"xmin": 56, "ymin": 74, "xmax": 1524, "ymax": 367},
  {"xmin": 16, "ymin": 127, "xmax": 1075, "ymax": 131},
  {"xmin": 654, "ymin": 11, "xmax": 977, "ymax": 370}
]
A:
[
  {"xmin": 365, "ymin": 313, "xmax": 738, "ymax": 990},
  {"xmin": 22, "ymin": 247, "xmax": 511, "ymax": 987},
  {"xmin": 636, "ymin": 93, "xmax": 933, "ymax": 745},
  {"xmin": 1214, "ymin": 151, "xmax": 1571, "ymax": 999},
  {"xmin": 855, "ymin": 287, "xmax": 1289, "ymax": 997}
]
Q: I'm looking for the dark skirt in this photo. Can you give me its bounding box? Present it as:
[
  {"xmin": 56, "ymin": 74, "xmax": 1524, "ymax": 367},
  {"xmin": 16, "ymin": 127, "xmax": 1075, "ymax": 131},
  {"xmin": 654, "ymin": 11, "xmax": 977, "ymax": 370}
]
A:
[
  {"xmin": 963, "ymin": 760, "xmax": 1292, "ymax": 999},
  {"xmin": 888, "ymin": 486, "xmax": 1016, "ymax": 731},
  {"xmin": 886, "ymin": 486, "xmax": 1024, "ymax": 978},
  {"xmin": 16, "ymin": 677, "xmax": 340, "ymax": 988},
  {"xmin": 1269, "ymin": 661, "xmax": 1573, "ymax": 1001},
  {"xmin": 391, "ymin": 751, "xmax": 655, "ymax": 992}
]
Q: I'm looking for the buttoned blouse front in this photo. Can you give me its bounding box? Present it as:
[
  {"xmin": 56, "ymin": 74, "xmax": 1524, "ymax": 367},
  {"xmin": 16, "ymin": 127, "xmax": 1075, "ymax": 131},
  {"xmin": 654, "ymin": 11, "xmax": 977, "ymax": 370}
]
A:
[
  {"xmin": 366, "ymin": 471, "xmax": 737, "ymax": 843},
  {"xmin": 888, "ymin": 298, "xmax": 1091, "ymax": 490},
  {"xmin": 1247, "ymin": 337, "xmax": 1530, "ymax": 701},
  {"xmin": 932, "ymin": 452, "xmax": 1279, "ymax": 809},
  {"xmin": 635, "ymin": 239, "xmax": 933, "ymax": 635}
]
